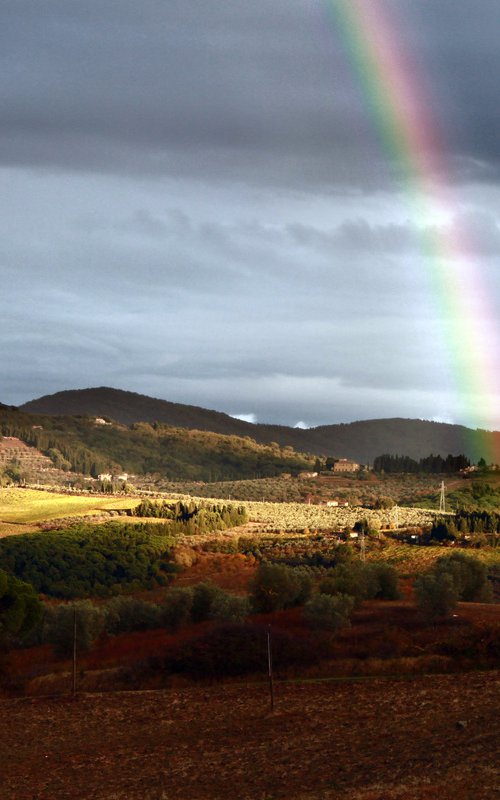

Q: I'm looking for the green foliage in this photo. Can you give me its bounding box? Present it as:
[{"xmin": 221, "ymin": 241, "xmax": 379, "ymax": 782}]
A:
[
  {"xmin": 369, "ymin": 563, "xmax": 401, "ymax": 600},
  {"xmin": 319, "ymin": 563, "xmax": 373, "ymax": 606},
  {"xmin": 249, "ymin": 563, "xmax": 313, "ymax": 612},
  {"xmin": 0, "ymin": 404, "xmax": 315, "ymax": 481},
  {"xmin": 105, "ymin": 596, "xmax": 162, "ymax": 634},
  {"xmin": 414, "ymin": 572, "xmax": 458, "ymax": 620},
  {"xmin": 414, "ymin": 551, "xmax": 493, "ymax": 620},
  {"xmin": 160, "ymin": 587, "xmax": 194, "ymax": 630},
  {"xmin": 43, "ymin": 600, "xmax": 106, "ymax": 657},
  {"xmin": 0, "ymin": 523, "xmax": 175, "ymax": 598},
  {"xmin": 373, "ymin": 453, "xmax": 470, "ymax": 474},
  {"xmin": 434, "ymin": 552, "xmax": 493, "ymax": 602},
  {"xmin": 135, "ymin": 499, "xmax": 248, "ymax": 533},
  {"xmin": 319, "ymin": 562, "xmax": 400, "ymax": 605},
  {"xmin": 209, "ymin": 592, "xmax": 250, "ymax": 624},
  {"xmin": 0, "ymin": 569, "xmax": 42, "ymax": 646},
  {"xmin": 303, "ymin": 593, "xmax": 355, "ymax": 631},
  {"xmin": 373, "ymin": 495, "xmax": 396, "ymax": 509},
  {"xmin": 191, "ymin": 582, "xmax": 223, "ymax": 623}
]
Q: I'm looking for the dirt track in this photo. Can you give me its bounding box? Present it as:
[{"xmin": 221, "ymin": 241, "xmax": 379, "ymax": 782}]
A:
[{"xmin": 1, "ymin": 671, "xmax": 499, "ymax": 800}]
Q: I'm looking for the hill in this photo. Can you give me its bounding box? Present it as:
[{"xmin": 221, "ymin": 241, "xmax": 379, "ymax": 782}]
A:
[
  {"xmin": 19, "ymin": 387, "xmax": 500, "ymax": 463},
  {"xmin": 20, "ymin": 387, "xmax": 261, "ymax": 436},
  {"xmin": 0, "ymin": 405, "xmax": 315, "ymax": 481}
]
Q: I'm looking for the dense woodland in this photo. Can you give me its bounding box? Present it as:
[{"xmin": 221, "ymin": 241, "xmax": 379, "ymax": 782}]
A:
[
  {"xmin": 0, "ymin": 523, "xmax": 176, "ymax": 598},
  {"xmin": 0, "ymin": 406, "xmax": 314, "ymax": 481}
]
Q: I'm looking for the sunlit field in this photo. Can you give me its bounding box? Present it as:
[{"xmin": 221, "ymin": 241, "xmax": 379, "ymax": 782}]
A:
[{"xmin": 0, "ymin": 487, "xmax": 138, "ymax": 524}]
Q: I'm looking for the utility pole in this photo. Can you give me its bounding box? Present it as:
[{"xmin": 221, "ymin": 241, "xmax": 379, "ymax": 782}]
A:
[
  {"xmin": 439, "ymin": 481, "xmax": 446, "ymax": 513},
  {"xmin": 267, "ymin": 625, "xmax": 274, "ymax": 712},
  {"xmin": 360, "ymin": 528, "xmax": 366, "ymax": 562},
  {"xmin": 72, "ymin": 608, "xmax": 77, "ymax": 697}
]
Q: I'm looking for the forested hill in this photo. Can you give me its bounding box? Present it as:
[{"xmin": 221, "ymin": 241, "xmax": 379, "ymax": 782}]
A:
[
  {"xmin": 0, "ymin": 406, "xmax": 315, "ymax": 481},
  {"xmin": 18, "ymin": 386, "xmax": 500, "ymax": 463},
  {"xmin": 20, "ymin": 387, "xmax": 257, "ymax": 436}
]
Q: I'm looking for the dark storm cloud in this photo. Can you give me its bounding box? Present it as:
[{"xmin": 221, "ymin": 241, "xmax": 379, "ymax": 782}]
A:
[
  {"xmin": 1, "ymin": 0, "xmax": 498, "ymax": 189},
  {"xmin": 1, "ymin": 2, "xmax": 499, "ymax": 428}
]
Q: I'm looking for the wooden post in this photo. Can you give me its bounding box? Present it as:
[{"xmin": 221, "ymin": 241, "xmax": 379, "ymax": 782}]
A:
[
  {"xmin": 267, "ymin": 625, "xmax": 274, "ymax": 712},
  {"xmin": 72, "ymin": 607, "xmax": 77, "ymax": 697}
]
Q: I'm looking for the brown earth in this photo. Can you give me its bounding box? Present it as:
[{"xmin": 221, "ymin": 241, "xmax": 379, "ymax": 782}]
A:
[
  {"xmin": 0, "ymin": 671, "xmax": 498, "ymax": 800},
  {"xmin": 173, "ymin": 550, "xmax": 258, "ymax": 593}
]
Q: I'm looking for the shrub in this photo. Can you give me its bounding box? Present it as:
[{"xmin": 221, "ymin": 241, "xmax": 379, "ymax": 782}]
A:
[
  {"xmin": 43, "ymin": 600, "xmax": 106, "ymax": 657},
  {"xmin": 370, "ymin": 563, "xmax": 401, "ymax": 600},
  {"xmin": 319, "ymin": 563, "xmax": 375, "ymax": 606},
  {"xmin": 434, "ymin": 552, "xmax": 493, "ymax": 602},
  {"xmin": 191, "ymin": 582, "xmax": 223, "ymax": 623},
  {"xmin": 160, "ymin": 588, "xmax": 193, "ymax": 630},
  {"xmin": 319, "ymin": 562, "xmax": 400, "ymax": 605},
  {"xmin": 209, "ymin": 592, "xmax": 250, "ymax": 624},
  {"xmin": 249, "ymin": 563, "xmax": 313, "ymax": 612},
  {"xmin": 414, "ymin": 573, "xmax": 458, "ymax": 620},
  {"xmin": 105, "ymin": 596, "xmax": 162, "ymax": 634},
  {"xmin": 303, "ymin": 593, "xmax": 355, "ymax": 632},
  {"xmin": 0, "ymin": 569, "xmax": 42, "ymax": 647}
]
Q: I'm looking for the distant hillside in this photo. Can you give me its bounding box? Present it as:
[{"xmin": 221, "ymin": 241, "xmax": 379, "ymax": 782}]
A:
[
  {"xmin": 20, "ymin": 387, "xmax": 257, "ymax": 435},
  {"xmin": 18, "ymin": 387, "xmax": 500, "ymax": 464},
  {"xmin": 0, "ymin": 405, "xmax": 314, "ymax": 481}
]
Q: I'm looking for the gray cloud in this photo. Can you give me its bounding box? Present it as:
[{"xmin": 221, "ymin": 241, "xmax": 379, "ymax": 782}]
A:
[
  {"xmin": 1, "ymin": 1, "xmax": 498, "ymax": 188},
  {"xmin": 0, "ymin": 2, "xmax": 499, "ymax": 429}
]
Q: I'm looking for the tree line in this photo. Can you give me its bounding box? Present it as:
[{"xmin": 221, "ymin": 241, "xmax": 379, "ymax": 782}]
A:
[
  {"xmin": 134, "ymin": 499, "xmax": 248, "ymax": 534},
  {"xmin": 373, "ymin": 452, "xmax": 471, "ymax": 474}
]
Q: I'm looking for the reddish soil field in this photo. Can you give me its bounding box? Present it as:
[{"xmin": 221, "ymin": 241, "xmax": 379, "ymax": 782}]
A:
[
  {"xmin": 0, "ymin": 671, "xmax": 498, "ymax": 800},
  {"xmin": 173, "ymin": 551, "xmax": 258, "ymax": 593}
]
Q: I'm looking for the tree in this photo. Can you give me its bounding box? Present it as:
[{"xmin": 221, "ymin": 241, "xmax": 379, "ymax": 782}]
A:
[
  {"xmin": 0, "ymin": 570, "xmax": 42, "ymax": 647},
  {"xmin": 250, "ymin": 563, "xmax": 312, "ymax": 612},
  {"xmin": 160, "ymin": 588, "xmax": 193, "ymax": 630},
  {"xmin": 414, "ymin": 572, "xmax": 458, "ymax": 620},
  {"xmin": 303, "ymin": 593, "xmax": 354, "ymax": 631},
  {"xmin": 209, "ymin": 592, "xmax": 250, "ymax": 624},
  {"xmin": 434, "ymin": 552, "xmax": 492, "ymax": 602},
  {"xmin": 43, "ymin": 601, "xmax": 106, "ymax": 657}
]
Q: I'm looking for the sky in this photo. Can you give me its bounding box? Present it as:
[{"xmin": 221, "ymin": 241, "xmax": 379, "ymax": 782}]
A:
[{"xmin": 1, "ymin": 0, "xmax": 499, "ymax": 429}]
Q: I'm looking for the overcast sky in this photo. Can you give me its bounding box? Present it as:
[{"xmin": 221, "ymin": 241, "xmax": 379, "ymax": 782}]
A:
[{"xmin": 1, "ymin": 1, "xmax": 499, "ymax": 429}]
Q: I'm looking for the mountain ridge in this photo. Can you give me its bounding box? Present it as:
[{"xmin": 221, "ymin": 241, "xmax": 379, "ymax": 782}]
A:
[{"xmin": 18, "ymin": 386, "xmax": 500, "ymax": 463}]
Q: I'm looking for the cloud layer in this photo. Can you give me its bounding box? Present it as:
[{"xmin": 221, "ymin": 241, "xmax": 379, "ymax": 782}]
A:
[{"xmin": 1, "ymin": 1, "xmax": 499, "ymax": 428}]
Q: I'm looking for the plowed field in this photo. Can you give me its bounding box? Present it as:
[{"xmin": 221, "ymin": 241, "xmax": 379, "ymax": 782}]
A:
[{"xmin": 1, "ymin": 671, "xmax": 498, "ymax": 800}]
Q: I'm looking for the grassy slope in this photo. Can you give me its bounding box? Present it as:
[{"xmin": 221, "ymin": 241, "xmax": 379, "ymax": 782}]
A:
[{"xmin": 0, "ymin": 487, "xmax": 138, "ymax": 523}]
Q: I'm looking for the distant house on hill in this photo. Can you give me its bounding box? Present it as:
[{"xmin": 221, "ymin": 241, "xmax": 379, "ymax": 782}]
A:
[
  {"xmin": 332, "ymin": 459, "xmax": 360, "ymax": 473},
  {"xmin": 94, "ymin": 418, "xmax": 111, "ymax": 426}
]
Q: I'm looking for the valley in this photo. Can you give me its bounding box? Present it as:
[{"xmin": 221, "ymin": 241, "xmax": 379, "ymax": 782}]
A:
[{"xmin": 0, "ymin": 391, "xmax": 499, "ymax": 799}]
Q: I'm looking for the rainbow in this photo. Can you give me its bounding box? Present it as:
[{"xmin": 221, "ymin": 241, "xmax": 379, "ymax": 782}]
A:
[{"xmin": 323, "ymin": 0, "xmax": 499, "ymax": 463}]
